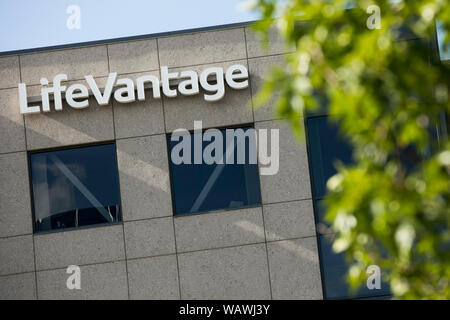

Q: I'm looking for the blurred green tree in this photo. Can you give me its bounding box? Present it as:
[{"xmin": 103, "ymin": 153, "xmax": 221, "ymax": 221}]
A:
[{"xmin": 248, "ymin": 0, "xmax": 450, "ymax": 299}]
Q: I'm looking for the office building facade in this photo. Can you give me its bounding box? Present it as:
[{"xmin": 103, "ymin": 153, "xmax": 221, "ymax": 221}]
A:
[{"xmin": 0, "ymin": 24, "xmax": 404, "ymax": 300}]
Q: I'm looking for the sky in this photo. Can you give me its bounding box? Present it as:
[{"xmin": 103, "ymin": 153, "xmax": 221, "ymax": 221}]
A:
[
  {"xmin": 0, "ymin": 0, "xmax": 448, "ymax": 60},
  {"xmin": 0, "ymin": 0, "xmax": 257, "ymax": 53}
]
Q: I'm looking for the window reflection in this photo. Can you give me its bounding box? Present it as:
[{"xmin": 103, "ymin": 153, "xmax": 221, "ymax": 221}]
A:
[
  {"xmin": 30, "ymin": 143, "xmax": 121, "ymax": 233},
  {"xmin": 306, "ymin": 116, "xmax": 392, "ymax": 299},
  {"xmin": 168, "ymin": 126, "xmax": 261, "ymax": 216}
]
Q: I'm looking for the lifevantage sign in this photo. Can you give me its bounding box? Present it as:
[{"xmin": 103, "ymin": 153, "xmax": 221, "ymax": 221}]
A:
[{"xmin": 18, "ymin": 64, "xmax": 249, "ymax": 114}]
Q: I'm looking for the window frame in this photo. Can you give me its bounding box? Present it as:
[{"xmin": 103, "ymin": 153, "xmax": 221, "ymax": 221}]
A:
[
  {"xmin": 28, "ymin": 140, "xmax": 123, "ymax": 235},
  {"xmin": 166, "ymin": 123, "xmax": 263, "ymax": 218}
]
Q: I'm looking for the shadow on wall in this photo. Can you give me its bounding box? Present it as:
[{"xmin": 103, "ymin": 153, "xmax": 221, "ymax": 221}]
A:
[{"xmin": 0, "ymin": 83, "xmax": 321, "ymax": 300}]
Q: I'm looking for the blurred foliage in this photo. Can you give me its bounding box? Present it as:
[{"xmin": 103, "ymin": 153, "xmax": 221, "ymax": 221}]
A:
[{"xmin": 248, "ymin": 0, "xmax": 450, "ymax": 299}]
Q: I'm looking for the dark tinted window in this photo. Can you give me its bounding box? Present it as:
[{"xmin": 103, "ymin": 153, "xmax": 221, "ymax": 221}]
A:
[
  {"xmin": 168, "ymin": 126, "xmax": 261, "ymax": 216},
  {"xmin": 319, "ymin": 236, "xmax": 391, "ymax": 299},
  {"xmin": 306, "ymin": 116, "xmax": 353, "ymax": 198},
  {"xmin": 30, "ymin": 143, "xmax": 121, "ymax": 233},
  {"xmin": 306, "ymin": 116, "xmax": 391, "ymax": 299}
]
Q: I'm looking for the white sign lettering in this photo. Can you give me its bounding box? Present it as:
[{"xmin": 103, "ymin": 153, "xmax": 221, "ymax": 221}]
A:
[{"xmin": 18, "ymin": 64, "xmax": 249, "ymax": 114}]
